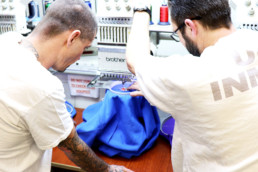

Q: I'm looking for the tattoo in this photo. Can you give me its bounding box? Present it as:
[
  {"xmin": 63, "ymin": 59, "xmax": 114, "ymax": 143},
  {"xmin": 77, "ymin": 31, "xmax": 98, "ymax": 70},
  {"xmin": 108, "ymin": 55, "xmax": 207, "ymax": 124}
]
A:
[
  {"xmin": 19, "ymin": 39, "xmax": 39, "ymax": 58},
  {"xmin": 58, "ymin": 128, "xmax": 109, "ymax": 172}
]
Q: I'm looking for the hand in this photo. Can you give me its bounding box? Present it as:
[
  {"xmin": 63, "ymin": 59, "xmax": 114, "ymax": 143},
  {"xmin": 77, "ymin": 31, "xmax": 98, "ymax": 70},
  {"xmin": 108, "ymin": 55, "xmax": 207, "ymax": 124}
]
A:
[
  {"xmin": 108, "ymin": 165, "xmax": 134, "ymax": 172},
  {"xmin": 127, "ymin": 82, "xmax": 144, "ymax": 97}
]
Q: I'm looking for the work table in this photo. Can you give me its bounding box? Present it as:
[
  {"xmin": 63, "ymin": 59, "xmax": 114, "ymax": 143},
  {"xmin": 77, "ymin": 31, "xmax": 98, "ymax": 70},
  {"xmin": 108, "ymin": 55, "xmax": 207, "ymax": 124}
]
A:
[{"xmin": 51, "ymin": 108, "xmax": 173, "ymax": 172}]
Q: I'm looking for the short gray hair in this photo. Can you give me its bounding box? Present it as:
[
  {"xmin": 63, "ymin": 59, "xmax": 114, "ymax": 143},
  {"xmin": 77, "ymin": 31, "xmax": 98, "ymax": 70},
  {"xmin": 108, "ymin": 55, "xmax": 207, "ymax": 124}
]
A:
[{"xmin": 33, "ymin": 0, "xmax": 97, "ymax": 41}]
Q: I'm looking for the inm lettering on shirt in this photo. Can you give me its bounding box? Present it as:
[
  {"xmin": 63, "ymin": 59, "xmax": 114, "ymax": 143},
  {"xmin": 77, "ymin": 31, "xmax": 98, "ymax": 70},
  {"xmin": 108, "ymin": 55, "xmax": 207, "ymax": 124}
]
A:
[{"xmin": 210, "ymin": 51, "xmax": 256, "ymax": 101}]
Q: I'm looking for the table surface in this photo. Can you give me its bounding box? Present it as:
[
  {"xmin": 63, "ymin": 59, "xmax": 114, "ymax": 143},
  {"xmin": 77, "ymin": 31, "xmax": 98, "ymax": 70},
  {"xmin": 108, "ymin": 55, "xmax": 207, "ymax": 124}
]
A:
[{"xmin": 51, "ymin": 108, "xmax": 173, "ymax": 172}]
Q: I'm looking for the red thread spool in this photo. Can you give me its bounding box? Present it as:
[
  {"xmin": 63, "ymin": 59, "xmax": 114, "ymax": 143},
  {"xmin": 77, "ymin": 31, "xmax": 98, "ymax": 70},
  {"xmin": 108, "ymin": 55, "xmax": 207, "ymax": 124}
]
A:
[{"xmin": 160, "ymin": 5, "xmax": 169, "ymax": 23}]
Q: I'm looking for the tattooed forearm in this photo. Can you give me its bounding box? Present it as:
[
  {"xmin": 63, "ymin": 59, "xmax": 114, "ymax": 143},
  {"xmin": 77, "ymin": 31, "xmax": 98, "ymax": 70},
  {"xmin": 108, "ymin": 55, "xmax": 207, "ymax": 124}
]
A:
[{"xmin": 58, "ymin": 127, "xmax": 109, "ymax": 172}]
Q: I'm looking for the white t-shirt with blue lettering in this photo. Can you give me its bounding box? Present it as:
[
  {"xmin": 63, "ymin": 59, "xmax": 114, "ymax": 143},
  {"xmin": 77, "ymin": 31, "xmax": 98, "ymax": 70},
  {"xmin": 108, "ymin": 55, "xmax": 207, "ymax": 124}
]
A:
[{"xmin": 136, "ymin": 29, "xmax": 258, "ymax": 172}]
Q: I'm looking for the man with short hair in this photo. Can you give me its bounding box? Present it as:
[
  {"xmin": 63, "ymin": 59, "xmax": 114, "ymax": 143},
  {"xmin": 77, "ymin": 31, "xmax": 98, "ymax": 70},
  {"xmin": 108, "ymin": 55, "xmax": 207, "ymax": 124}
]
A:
[
  {"xmin": 126, "ymin": 0, "xmax": 258, "ymax": 171},
  {"xmin": 0, "ymin": 0, "xmax": 132, "ymax": 171}
]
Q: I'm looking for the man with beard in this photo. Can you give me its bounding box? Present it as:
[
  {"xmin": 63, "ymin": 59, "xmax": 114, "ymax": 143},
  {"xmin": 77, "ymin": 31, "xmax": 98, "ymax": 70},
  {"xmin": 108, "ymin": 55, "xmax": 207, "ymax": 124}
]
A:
[
  {"xmin": 126, "ymin": 0, "xmax": 258, "ymax": 171},
  {"xmin": 0, "ymin": 0, "xmax": 133, "ymax": 172}
]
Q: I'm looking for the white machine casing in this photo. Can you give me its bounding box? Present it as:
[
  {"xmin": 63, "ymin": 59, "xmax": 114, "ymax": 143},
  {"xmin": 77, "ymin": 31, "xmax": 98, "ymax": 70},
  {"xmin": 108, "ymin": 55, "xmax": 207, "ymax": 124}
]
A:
[
  {"xmin": 230, "ymin": 0, "xmax": 258, "ymax": 30},
  {"xmin": 88, "ymin": 0, "xmax": 136, "ymax": 88},
  {"xmin": 0, "ymin": 0, "xmax": 28, "ymax": 34}
]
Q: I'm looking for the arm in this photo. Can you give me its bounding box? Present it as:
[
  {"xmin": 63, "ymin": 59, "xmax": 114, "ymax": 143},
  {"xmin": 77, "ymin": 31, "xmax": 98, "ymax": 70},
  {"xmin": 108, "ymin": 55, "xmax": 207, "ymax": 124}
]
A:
[
  {"xmin": 58, "ymin": 126, "xmax": 133, "ymax": 172},
  {"xmin": 126, "ymin": 11, "xmax": 151, "ymax": 75}
]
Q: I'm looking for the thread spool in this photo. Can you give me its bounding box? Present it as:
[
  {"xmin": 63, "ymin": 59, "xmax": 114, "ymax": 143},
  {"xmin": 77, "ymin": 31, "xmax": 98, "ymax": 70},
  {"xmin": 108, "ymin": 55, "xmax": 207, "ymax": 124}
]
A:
[
  {"xmin": 158, "ymin": 4, "xmax": 170, "ymax": 25},
  {"xmin": 149, "ymin": 5, "xmax": 154, "ymax": 25},
  {"xmin": 44, "ymin": 1, "xmax": 51, "ymax": 12},
  {"xmin": 85, "ymin": 0, "xmax": 92, "ymax": 9}
]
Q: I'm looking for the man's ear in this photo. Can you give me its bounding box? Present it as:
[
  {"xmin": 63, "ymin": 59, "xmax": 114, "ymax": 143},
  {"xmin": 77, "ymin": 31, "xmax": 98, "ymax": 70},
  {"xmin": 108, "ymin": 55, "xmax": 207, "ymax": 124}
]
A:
[
  {"xmin": 184, "ymin": 19, "xmax": 198, "ymax": 38},
  {"xmin": 67, "ymin": 30, "xmax": 81, "ymax": 46}
]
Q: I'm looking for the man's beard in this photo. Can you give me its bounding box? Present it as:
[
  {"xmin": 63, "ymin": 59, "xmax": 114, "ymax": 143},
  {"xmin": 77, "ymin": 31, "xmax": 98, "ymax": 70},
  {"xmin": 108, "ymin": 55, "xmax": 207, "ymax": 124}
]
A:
[{"xmin": 182, "ymin": 34, "xmax": 201, "ymax": 57}]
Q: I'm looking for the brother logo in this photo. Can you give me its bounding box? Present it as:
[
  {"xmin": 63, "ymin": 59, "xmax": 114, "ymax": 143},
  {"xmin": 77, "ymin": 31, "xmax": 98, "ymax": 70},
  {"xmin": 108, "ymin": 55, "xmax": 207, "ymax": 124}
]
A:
[{"xmin": 106, "ymin": 57, "xmax": 125, "ymax": 63}]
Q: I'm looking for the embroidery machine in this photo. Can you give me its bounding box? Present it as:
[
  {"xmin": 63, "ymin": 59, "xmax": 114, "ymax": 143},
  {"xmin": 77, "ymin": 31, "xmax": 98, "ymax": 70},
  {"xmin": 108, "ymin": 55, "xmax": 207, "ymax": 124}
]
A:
[
  {"xmin": 87, "ymin": 0, "xmax": 136, "ymax": 88},
  {"xmin": 0, "ymin": 0, "xmax": 28, "ymax": 35}
]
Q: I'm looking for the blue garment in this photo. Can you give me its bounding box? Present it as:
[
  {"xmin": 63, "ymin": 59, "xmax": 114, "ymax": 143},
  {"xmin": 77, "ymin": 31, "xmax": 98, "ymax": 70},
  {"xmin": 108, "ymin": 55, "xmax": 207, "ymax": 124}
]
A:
[
  {"xmin": 76, "ymin": 89, "xmax": 160, "ymax": 158},
  {"xmin": 160, "ymin": 116, "xmax": 175, "ymax": 146},
  {"xmin": 65, "ymin": 101, "xmax": 76, "ymax": 118}
]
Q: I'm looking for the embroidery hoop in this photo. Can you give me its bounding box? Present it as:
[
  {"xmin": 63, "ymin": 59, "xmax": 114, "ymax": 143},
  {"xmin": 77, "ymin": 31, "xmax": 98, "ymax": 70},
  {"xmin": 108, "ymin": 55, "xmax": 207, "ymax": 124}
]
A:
[{"xmin": 109, "ymin": 81, "xmax": 134, "ymax": 95}]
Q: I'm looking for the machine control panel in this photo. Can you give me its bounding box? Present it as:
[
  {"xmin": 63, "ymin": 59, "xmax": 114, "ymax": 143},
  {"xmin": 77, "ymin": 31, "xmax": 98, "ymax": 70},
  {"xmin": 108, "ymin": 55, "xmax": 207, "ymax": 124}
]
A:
[
  {"xmin": 0, "ymin": 0, "xmax": 27, "ymax": 34},
  {"xmin": 97, "ymin": 0, "xmax": 134, "ymax": 17},
  {"xmin": 0, "ymin": 0, "xmax": 16, "ymax": 14},
  {"xmin": 231, "ymin": 0, "xmax": 258, "ymax": 30}
]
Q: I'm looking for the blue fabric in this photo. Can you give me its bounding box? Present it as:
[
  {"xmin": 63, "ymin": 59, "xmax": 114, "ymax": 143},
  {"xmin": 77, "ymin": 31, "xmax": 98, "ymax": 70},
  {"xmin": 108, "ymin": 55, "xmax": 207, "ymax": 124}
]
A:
[
  {"xmin": 160, "ymin": 116, "xmax": 175, "ymax": 146},
  {"xmin": 65, "ymin": 101, "xmax": 76, "ymax": 118},
  {"xmin": 76, "ymin": 89, "xmax": 160, "ymax": 159}
]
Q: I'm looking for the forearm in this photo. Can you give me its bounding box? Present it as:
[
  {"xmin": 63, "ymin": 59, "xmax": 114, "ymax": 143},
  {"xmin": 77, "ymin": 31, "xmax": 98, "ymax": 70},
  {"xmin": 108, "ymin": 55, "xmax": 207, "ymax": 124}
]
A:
[
  {"xmin": 58, "ymin": 128, "xmax": 109, "ymax": 172},
  {"xmin": 126, "ymin": 12, "xmax": 150, "ymax": 74}
]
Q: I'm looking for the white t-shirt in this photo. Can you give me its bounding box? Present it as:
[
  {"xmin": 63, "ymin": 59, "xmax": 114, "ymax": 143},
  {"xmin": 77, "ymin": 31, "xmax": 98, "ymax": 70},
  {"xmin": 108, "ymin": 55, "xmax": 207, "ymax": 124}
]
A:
[
  {"xmin": 0, "ymin": 32, "xmax": 74, "ymax": 172},
  {"xmin": 136, "ymin": 29, "xmax": 258, "ymax": 172}
]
